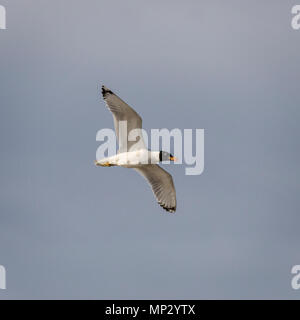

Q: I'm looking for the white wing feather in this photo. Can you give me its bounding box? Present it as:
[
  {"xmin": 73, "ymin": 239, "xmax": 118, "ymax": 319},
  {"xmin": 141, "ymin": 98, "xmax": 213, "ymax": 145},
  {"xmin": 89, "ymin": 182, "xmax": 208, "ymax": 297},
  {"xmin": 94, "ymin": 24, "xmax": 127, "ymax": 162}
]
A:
[
  {"xmin": 134, "ymin": 165, "xmax": 176, "ymax": 213},
  {"xmin": 102, "ymin": 86, "xmax": 146, "ymax": 152}
]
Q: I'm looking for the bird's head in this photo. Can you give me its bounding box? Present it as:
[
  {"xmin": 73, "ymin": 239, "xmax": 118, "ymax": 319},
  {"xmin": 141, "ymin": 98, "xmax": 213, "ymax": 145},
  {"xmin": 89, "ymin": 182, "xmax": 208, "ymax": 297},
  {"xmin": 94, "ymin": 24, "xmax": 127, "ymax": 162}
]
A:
[{"xmin": 159, "ymin": 151, "xmax": 177, "ymax": 162}]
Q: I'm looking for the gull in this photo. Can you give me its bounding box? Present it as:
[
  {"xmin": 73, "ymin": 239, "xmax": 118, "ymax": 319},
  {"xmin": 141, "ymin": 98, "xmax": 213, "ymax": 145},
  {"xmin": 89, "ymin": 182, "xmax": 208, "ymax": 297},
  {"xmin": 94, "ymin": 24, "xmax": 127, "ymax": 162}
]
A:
[{"xmin": 95, "ymin": 85, "xmax": 177, "ymax": 213}]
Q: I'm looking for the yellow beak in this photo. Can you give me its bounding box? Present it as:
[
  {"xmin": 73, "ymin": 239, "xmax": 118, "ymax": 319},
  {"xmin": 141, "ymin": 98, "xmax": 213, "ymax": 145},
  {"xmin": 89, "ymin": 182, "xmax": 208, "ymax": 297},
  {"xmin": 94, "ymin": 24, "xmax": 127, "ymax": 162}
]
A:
[{"xmin": 169, "ymin": 156, "xmax": 177, "ymax": 162}]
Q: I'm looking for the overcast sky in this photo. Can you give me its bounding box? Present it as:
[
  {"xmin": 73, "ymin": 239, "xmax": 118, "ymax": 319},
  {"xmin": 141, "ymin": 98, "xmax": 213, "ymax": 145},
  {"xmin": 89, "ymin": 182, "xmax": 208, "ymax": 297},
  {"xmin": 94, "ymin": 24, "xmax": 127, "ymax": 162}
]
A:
[{"xmin": 0, "ymin": 0, "xmax": 300, "ymax": 299}]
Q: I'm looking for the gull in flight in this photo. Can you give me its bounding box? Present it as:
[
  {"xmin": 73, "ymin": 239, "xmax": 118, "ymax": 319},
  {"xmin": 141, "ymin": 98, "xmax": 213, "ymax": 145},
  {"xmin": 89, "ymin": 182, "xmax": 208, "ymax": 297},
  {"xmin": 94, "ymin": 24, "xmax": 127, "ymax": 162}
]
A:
[{"xmin": 95, "ymin": 86, "xmax": 177, "ymax": 213}]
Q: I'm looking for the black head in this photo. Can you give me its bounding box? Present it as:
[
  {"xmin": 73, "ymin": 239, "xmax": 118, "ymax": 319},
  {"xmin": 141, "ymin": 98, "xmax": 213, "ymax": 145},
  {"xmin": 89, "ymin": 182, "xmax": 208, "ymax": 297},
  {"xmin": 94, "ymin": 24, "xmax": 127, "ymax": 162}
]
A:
[{"xmin": 159, "ymin": 151, "xmax": 176, "ymax": 162}]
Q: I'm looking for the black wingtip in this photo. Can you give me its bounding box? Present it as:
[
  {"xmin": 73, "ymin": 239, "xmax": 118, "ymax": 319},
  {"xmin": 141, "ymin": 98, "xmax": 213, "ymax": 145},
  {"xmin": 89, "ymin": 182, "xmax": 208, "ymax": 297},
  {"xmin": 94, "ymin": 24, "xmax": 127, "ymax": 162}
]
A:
[
  {"xmin": 101, "ymin": 85, "xmax": 114, "ymax": 98},
  {"xmin": 158, "ymin": 202, "xmax": 176, "ymax": 213}
]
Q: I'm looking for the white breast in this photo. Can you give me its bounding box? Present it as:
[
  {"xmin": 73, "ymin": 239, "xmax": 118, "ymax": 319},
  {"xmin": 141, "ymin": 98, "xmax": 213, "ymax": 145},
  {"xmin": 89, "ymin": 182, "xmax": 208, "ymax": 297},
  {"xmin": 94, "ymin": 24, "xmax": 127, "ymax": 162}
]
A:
[{"xmin": 113, "ymin": 150, "xmax": 159, "ymax": 167}]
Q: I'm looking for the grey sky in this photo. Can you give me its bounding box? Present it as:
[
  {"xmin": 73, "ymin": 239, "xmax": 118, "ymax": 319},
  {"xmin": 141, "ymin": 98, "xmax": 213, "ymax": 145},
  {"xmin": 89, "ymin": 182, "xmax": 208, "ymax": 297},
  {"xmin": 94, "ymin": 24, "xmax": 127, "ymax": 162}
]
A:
[{"xmin": 0, "ymin": 0, "xmax": 300, "ymax": 299}]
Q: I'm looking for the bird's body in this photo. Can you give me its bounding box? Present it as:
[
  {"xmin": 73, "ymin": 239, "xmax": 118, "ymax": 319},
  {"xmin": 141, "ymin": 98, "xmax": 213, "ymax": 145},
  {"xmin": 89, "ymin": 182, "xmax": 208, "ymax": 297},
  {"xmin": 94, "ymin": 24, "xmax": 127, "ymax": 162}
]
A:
[
  {"xmin": 96, "ymin": 150, "xmax": 160, "ymax": 168},
  {"xmin": 95, "ymin": 85, "xmax": 177, "ymax": 213}
]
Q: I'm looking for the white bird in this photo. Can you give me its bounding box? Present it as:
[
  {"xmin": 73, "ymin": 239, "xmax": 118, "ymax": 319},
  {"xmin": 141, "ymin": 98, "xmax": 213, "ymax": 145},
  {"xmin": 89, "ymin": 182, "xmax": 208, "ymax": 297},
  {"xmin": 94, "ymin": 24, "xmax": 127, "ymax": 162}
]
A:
[{"xmin": 95, "ymin": 85, "xmax": 177, "ymax": 213}]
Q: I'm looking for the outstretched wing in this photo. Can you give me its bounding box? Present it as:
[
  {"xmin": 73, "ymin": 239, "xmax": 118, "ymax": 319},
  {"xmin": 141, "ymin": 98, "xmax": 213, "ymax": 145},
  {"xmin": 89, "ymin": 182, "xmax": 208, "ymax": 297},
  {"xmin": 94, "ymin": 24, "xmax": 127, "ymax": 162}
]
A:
[
  {"xmin": 134, "ymin": 165, "xmax": 177, "ymax": 213},
  {"xmin": 101, "ymin": 86, "xmax": 146, "ymax": 152}
]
